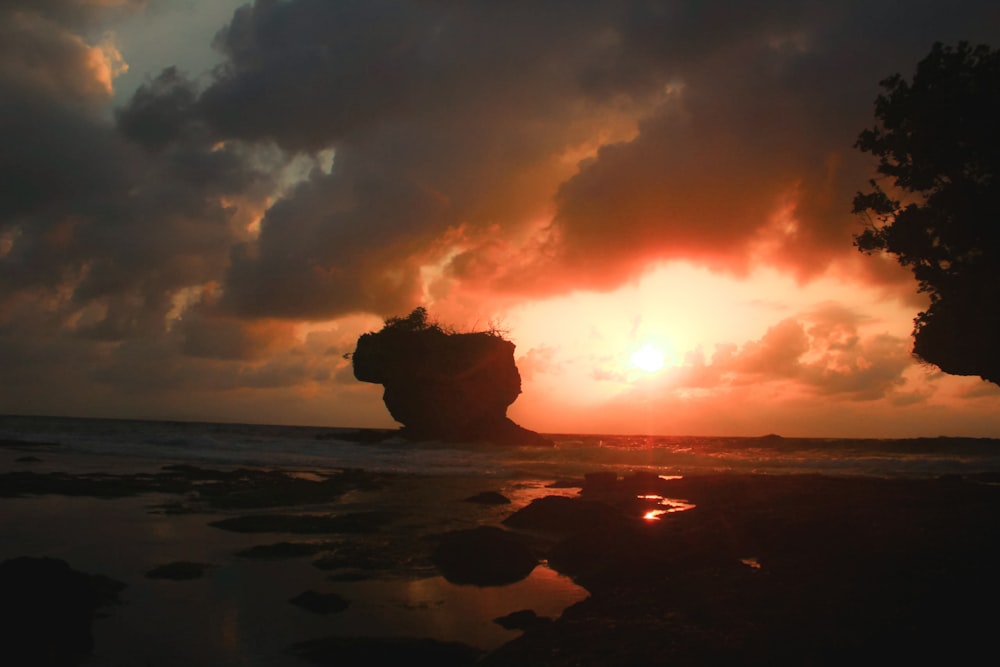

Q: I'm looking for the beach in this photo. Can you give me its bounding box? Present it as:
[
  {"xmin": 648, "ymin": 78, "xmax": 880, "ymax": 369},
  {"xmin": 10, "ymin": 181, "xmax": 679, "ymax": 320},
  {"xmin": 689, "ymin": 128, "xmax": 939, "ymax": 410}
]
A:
[{"xmin": 2, "ymin": 419, "xmax": 1000, "ymax": 665}]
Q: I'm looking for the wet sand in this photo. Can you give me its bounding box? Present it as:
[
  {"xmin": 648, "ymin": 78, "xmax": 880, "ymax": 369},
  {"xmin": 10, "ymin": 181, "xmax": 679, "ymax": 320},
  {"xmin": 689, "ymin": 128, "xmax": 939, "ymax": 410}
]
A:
[{"xmin": 2, "ymin": 446, "xmax": 999, "ymax": 666}]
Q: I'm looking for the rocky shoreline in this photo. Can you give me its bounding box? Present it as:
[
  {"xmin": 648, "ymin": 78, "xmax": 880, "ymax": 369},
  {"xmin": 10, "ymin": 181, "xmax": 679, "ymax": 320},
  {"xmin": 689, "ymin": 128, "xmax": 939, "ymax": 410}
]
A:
[
  {"xmin": 485, "ymin": 471, "xmax": 1000, "ymax": 665},
  {"xmin": 2, "ymin": 457, "xmax": 999, "ymax": 665}
]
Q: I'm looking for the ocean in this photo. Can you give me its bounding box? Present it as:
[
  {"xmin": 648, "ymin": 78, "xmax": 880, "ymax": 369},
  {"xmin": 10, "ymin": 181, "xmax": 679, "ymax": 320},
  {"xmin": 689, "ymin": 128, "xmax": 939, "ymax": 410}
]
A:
[
  {"xmin": 3, "ymin": 414, "xmax": 1000, "ymax": 665},
  {"xmin": 2, "ymin": 413, "xmax": 999, "ymax": 479}
]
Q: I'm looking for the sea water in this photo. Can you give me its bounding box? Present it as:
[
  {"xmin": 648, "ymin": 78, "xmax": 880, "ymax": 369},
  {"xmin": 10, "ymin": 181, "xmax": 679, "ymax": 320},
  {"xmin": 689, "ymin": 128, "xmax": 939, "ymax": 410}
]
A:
[
  {"xmin": 2, "ymin": 414, "xmax": 1000, "ymax": 664},
  {"xmin": 2, "ymin": 413, "xmax": 999, "ymax": 479}
]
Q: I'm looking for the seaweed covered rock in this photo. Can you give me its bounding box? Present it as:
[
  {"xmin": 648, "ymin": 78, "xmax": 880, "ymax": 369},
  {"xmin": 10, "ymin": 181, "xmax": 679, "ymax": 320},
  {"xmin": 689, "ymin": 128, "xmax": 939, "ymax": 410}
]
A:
[{"xmin": 352, "ymin": 308, "xmax": 548, "ymax": 445}]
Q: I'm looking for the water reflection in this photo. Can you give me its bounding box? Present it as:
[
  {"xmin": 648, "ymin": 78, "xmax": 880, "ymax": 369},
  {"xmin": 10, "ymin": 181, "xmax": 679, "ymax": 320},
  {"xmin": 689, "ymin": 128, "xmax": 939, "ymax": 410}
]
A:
[
  {"xmin": 638, "ymin": 494, "xmax": 696, "ymax": 521},
  {"xmin": 326, "ymin": 565, "xmax": 588, "ymax": 649}
]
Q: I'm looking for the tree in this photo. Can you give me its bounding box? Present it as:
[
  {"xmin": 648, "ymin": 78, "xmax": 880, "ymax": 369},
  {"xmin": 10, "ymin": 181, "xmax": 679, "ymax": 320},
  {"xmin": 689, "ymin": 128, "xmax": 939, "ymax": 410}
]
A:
[
  {"xmin": 853, "ymin": 41, "xmax": 1000, "ymax": 384},
  {"xmin": 381, "ymin": 307, "xmax": 437, "ymax": 333}
]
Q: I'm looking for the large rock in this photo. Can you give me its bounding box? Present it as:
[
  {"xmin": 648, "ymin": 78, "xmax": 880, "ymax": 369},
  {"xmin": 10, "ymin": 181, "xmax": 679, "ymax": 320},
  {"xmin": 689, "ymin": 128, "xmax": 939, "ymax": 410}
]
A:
[
  {"xmin": 431, "ymin": 526, "xmax": 537, "ymax": 586},
  {"xmin": 352, "ymin": 311, "xmax": 548, "ymax": 445},
  {"xmin": 0, "ymin": 557, "xmax": 126, "ymax": 666}
]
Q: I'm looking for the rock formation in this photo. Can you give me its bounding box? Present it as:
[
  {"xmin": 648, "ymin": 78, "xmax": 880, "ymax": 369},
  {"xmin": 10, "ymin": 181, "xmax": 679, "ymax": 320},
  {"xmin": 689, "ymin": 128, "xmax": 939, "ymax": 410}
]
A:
[
  {"xmin": 352, "ymin": 308, "xmax": 549, "ymax": 445},
  {"xmin": 1, "ymin": 556, "xmax": 125, "ymax": 666}
]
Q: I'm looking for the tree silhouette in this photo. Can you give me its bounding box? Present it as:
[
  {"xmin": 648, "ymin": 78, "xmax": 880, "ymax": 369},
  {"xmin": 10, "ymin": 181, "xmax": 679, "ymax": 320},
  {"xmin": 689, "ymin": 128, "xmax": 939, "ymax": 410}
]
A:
[
  {"xmin": 853, "ymin": 42, "xmax": 1000, "ymax": 385},
  {"xmin": 381, "ymin": 307, "xmax": 436, "ymax": 333}
]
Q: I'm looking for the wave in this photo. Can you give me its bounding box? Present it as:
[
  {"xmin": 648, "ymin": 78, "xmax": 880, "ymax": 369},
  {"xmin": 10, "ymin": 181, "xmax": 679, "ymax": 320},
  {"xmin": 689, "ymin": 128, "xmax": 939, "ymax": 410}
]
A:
[{"xmin": 2, "ymin": 415, "xmax": 999, "ymax": 479}]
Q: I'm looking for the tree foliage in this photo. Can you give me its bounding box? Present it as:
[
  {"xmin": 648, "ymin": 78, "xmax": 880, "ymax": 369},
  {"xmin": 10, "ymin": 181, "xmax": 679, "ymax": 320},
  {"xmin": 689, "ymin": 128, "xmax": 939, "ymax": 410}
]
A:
[
  {"xmin": 377, "ymin": 307, "xmax": 510, "ymax": 340},
  {"xmin": 382, "ymin": 307, "xmax": 438, "ymax": 333},
  {"xmin": 853, "ymin": 41, "xmax": 1000, "ymax": 384}
]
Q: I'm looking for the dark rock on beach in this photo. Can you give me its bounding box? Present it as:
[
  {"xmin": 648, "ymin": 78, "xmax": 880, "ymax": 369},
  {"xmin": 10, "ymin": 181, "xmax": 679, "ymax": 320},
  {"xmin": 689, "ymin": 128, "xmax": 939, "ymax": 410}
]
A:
[
  {"xmin": 289, "ymin": 636, "xmax": 482, "ymax": 667},
  {"xmin": 483, "ymin": 473, "xmax": 1000, "ymax": 666},
  {"xmin": 0, "ymin": 556, "xmax": 125, "ymax": 667},
  {"xmin": 493, "ymin": 609, "xmax": 551, "ymax": 631},
  {"xmin": 464, "ymin": 490, "xmax": 511, "ymax": 505},
  {"xmin": 503, "ymin": 495, "xmax": 623, "ymax": 533},
  {"xmin": 145, "ymin": 561, "xmax": 213, "ymax": 580},
  {"xmin": 289, "ymin": 590, "xmax": 349, "ymax": 615},
  {"xmin": 431, "ymin": 526, "xmax": 537, "ymax": 586},
  {"xmin": 208, "ymin": 510, "xmax": 396, "ymax": 534},
  {"xmin": 0, "ymin": 465, "xmax": 383, "ymax": 508},
  {"xmin": 235, "ymin": 541, "xmax": 337, "ymax": 560},
  {"xmin": 351, "ymin": 308, "xmax": 549, "ymax": 445},
  {"xmin": 167, "ymin": 466, "xmax": 383, "ymax": 509},
  {"xmin": 311, "ymin": 551, "xmax": 384, "ymax": 572},
  {"xmin": 324, "ymin": 569, "xmax": 374, "ymax": 582}
]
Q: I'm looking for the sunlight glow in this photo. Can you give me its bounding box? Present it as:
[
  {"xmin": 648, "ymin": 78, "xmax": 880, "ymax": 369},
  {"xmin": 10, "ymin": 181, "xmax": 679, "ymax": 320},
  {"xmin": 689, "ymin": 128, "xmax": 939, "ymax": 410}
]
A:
[
  {"xmin": 630, "ymin": 343, "xmax": 665, "ymax": 373},
  {"xmin": 637, "ymin": 495, "xmax": 697, "ymax": 520},
  {"xmin": 87, "ymin": 36, "xmax": 128, "ymax": 95}
]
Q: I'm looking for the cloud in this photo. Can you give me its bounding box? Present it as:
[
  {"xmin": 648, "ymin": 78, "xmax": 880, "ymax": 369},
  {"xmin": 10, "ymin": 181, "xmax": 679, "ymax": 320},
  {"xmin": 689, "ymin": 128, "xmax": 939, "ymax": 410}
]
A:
[
  {"xmin": 176, "ymin": 309, "xmax": 296, "ymax": 361},
  {"xmin": 656, "ymin": 304, "xmax": 914, "ymax": 402},
  {"xmin": 198, "ymin": 5, "xmax": 642, "ymax": 316},
  {"xmin": 9, "ymin": 1, "xmax": 1000, "ymax": 325},
  {"xmin": 732, "ymin": 318, "xmax": 811, "ymax": 378},
  {"xmin": 116, "ymin": 66, "xmax": 199, "ymax": 150},
  {"xmin": 2, "ymin": 0, "xmax": 999, "ymax": 430},
  {"xmin": 958, "ymin": 379, "xmax": 1000, "ymax": 399},
  {"xmin": 94, "ymin": 1, "xmax": 1000, "ymax": 321},
  {"xmin": 0, "ymin": 2, "xmax": 279, "ymax": 339}
]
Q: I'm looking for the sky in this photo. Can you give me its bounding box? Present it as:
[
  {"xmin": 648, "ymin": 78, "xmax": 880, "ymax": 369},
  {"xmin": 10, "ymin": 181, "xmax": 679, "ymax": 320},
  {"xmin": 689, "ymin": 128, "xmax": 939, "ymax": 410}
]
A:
[{"xmin": 2, "ymin": 0, "xmax": 1000, "ymax": 437}]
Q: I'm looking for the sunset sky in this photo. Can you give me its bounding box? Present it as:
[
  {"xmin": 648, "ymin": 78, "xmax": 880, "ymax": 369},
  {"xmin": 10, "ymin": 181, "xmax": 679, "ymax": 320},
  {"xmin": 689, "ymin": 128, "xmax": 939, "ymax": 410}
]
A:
[{"xmin": 2, "ymin": 0, "xmax": 1000, "ymax": 437}]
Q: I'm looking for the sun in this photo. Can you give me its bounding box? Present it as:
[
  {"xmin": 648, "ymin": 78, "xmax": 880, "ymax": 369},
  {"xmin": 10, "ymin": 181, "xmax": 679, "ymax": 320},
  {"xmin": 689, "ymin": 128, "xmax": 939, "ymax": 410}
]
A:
[{"xmin": 630, "ymin": 343, "xmax": 666, "ymax": 373}]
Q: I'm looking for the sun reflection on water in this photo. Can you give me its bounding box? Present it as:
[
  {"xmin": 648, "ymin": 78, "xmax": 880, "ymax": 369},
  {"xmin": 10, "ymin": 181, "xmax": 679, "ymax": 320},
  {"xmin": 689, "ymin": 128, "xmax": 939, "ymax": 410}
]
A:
[{"xmin": 638, "ymin": 494, "xmax": 696, "ymax": 520}]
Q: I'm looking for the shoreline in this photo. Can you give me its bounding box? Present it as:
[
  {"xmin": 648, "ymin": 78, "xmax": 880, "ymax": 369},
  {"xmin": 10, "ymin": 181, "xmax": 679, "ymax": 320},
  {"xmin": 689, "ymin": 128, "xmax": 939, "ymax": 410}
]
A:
[{"xmin": 3, "ymin": 447, "xmax": 1000, "ymax": 665}]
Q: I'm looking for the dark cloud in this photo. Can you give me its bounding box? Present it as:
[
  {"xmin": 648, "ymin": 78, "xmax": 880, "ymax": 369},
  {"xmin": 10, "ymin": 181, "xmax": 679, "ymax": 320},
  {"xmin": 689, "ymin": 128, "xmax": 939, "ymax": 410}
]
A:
[
  {"xmin": 177, "ymin": 308, "xmax": 295, "ymax": 361},
  {"xmin": 2, "ymin": 0, "xmax": 999, "ymax": 426},
  {"xmin": 116, "ymin": 66, "xmax": 200, "ymax": 150},
  {"xmin": 1, "ymin": 0, "xmax": 273, "ymax": 344},
  {"xmin": 546, "ymin": 0, "xmax": 1000, "ymax": 290},
  {"xmin": 0, "ymin": 11, "xmax": 111, "ymax": 107},
  {"xmin": 199, "ymin": 1, "xmax": 639, "ymax": 317},
  {"xmin": 221, "ymin": 158, "xmax": 443, "ymax": 318},
  {"xmin": 0, "ymin": 3, "xmax": 129, "ymax": 224},
  {"xmin": 0, "ymin": 0, "xmax": 143, "ymax": 28},
  {"xmin": 200, "ymin": 0, "xmax": 430, "ymax": 150},
  {"xmin": 186, "ymin": 1, "xmax": 995, "ymax": 313}
]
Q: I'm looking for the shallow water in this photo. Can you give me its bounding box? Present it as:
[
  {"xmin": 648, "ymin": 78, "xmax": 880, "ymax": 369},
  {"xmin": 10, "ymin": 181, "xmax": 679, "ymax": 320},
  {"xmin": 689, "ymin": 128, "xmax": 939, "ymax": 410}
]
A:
[
  {"xmin": 3, "ymin": 414, "xmax": 999, "ymax": 479},
  {"xmin": 3, "ymin": 414, "xmax": 1000, "ymax": 664}
]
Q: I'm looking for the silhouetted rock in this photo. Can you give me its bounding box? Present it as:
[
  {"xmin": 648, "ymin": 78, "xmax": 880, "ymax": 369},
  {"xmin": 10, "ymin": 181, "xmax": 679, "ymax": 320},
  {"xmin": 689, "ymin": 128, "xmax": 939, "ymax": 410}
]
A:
[
  {"xmin": 582, "ymin": 471, "xmax": 618, "ymax": 493},
  {"xmin": 503, "ymin": 495, "xmax": 623, "ymax": 533},
  {"xmin": 289, "ymin": 636, "xmax": 482, "ymax": 667},
  {"xmin": 289, "ymin": 590, "xmax": 349, "ymax": 614},
  {"xmin": 483, "ymin": 474, "xmax": 1000, "ymax": 666},
  {"xmin": 352, "ymin": 309, "xmax": 549, "ymax": 445},
  {"xmin": 493, "ymin": 609, "xmax": 551, "ymax": 631},
  {"xmin": 0, "ymin": 556, "xmax": 125, "ymax": 667},
  {"xmin": 431, "ymin": 526, "xmax": 537, "ymax": 586},
  {"xmin": 464, "ymin": 491, "xmax": 511, "ymax": 505}
]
